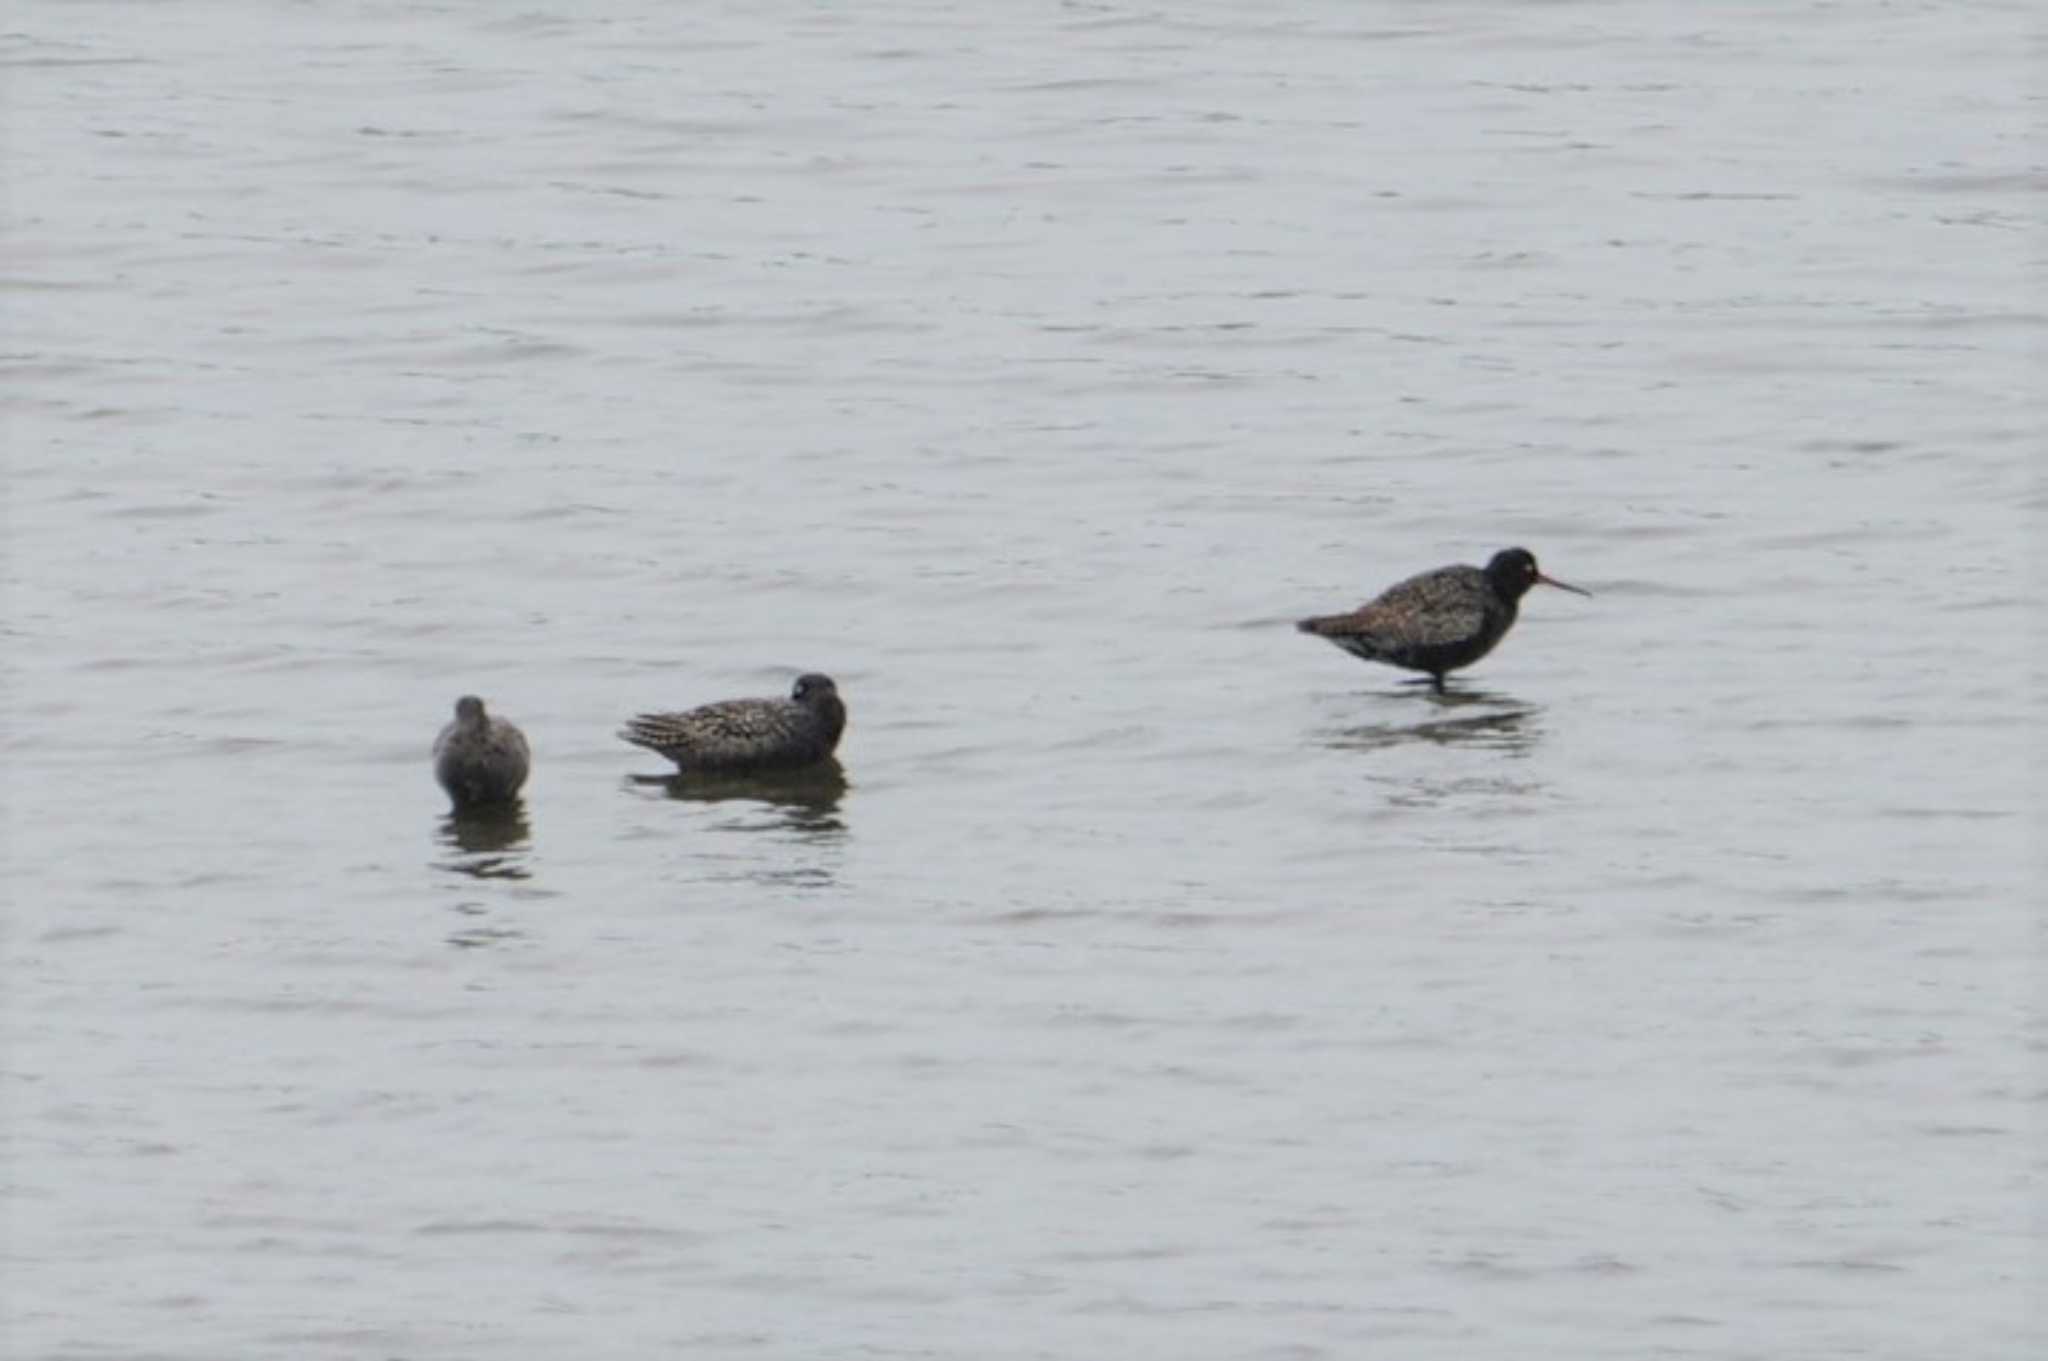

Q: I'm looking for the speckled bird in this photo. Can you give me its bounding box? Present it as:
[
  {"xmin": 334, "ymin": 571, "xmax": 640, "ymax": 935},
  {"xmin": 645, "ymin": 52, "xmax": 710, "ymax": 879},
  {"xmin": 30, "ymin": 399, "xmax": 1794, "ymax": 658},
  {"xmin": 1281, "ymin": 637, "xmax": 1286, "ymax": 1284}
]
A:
[
  {"xmin": 1297, "ymin": 548, "xmax": 1589, "ymax": 692},
  {"xmin": 620, "ymin": 673, "xmax": 847, "ymax": 775},
  {"xmin": 433, "ymin": 695, "xmax": 531, "ymax": 808}
]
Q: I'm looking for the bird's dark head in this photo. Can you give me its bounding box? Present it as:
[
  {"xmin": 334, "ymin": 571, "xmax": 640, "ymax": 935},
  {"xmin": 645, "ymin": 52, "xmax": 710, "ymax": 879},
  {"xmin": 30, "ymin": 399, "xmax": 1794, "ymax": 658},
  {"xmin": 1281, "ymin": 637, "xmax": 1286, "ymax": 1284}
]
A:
[
  {"xmin": 1485, "ymin": 548, "xmax": 1590, "ymax": 602},
  {"xmin": 792, "ymin": 673, "xmax": 838, "ymax": 705},
  {"xmin": 454, "ymin": 695, "xmax": 488, "ymax": 724},
  {"xmin": 792, "ymin": 673, "xmax": 846, "ymax": 741}
]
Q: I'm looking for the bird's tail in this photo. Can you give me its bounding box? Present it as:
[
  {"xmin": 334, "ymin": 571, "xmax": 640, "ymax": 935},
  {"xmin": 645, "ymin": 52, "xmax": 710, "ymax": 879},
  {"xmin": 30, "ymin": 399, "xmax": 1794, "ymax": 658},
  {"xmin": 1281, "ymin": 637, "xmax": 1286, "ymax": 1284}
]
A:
[
  {"xmin": 619, "ymin": 714, "xmax": 682, "ymax": 751},
  {"xmin": 1297, "ymin": 612, "xmax": 1392, "ymax": 665}
]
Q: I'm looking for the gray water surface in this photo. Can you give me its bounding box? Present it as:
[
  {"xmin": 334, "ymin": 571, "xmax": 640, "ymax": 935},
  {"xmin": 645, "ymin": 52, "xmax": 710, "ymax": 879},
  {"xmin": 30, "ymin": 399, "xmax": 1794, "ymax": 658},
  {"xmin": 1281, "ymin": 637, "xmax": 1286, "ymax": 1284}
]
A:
[{"xmin": 6, "ymin": 2, "xmax": 2041, "ymax": 1357}]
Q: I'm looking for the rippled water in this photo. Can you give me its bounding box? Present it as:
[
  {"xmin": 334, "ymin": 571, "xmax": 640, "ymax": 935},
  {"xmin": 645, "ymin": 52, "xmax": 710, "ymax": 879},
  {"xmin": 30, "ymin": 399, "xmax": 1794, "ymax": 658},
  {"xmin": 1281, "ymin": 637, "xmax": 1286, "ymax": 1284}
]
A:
[{"xmin": 7, "ymin": 2, "xmax": 2041, "ymax": 1356}]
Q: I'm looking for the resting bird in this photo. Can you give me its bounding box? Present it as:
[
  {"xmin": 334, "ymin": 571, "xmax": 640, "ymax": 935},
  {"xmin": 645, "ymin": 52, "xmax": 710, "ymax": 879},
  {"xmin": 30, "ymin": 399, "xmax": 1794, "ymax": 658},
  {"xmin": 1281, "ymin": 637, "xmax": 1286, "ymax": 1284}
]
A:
[
  {"xmin": 620, "ymin": 673, "xmax": 847, "ymax": 774},
  {"xmin": 1297, "ymin": 547, "xmax": 1589, "ymax": 692},
  {"xmin": 433, "ymin": 695, "xmax": 531, "ymax": 807}
]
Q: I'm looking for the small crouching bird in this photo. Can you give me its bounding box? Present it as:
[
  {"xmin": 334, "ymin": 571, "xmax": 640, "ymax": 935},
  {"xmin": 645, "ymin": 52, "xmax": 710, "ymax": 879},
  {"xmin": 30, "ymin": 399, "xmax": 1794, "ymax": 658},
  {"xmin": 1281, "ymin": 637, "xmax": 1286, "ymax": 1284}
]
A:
[
  {"xmin": 1297, "ymin": 547, "xmax": 1589, "ymax": 692},
  {"xmin": 433, "ymin": 695, "xmax": 531, "ymax": 808},
  {"xmin": 620, "ymin": 673, "xmax": 846, "ymax": 775}
]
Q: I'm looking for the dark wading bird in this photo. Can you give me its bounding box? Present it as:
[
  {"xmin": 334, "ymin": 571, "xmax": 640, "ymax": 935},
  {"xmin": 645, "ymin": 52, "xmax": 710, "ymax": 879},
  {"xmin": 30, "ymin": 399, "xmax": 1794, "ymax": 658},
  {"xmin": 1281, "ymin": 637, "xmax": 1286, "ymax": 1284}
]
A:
[
  {"xmin": 620, "ymin": 673, "xmax": 847, "ymax": 775},
  {"xmin": 1297, "ymin": 547, "xmax": 1590, "ymax": 692},
  {"xmin": 433, "ymin": 695, "xmax": 531, "ymax": 808}
]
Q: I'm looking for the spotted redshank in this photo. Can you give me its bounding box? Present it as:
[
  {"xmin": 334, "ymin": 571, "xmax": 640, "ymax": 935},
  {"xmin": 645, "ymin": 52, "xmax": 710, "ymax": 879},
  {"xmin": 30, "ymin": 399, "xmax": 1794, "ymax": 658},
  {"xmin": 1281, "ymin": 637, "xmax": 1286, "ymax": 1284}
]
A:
[
  {"xmin": 1297, "ymin": 548, "xmax": 1589, "ymax": 692},
  {"xmin": 620, "ymin": 673, "xmax": 847, "ymax": 774},
  {"xmin": 433, "ymin": 695, "xmax": 531, "ymax": 807}
]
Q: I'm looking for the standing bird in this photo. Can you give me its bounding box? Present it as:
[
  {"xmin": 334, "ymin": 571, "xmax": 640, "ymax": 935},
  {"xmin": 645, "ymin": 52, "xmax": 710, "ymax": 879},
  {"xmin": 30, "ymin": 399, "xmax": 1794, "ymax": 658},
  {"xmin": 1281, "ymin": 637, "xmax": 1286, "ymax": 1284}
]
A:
[
  {"xmin": 433, "ymin": 695, "xmax": 531, "ymax": 807},
  {"xmin": 620, "ymin": 673, "xmax": 847, "ymax": 775},
  {"xmin": 1297, "ymin": 547, "xmax": 1589, "ymax": 692}
]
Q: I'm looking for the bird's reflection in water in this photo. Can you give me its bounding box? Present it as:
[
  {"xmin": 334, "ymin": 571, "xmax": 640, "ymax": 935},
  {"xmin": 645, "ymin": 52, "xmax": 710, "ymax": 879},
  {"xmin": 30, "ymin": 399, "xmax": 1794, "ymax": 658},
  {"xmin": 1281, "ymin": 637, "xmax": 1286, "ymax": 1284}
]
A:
[
  {"xmin": 431, "ymin": 802, "xmax": 534, "ymax": 948},
  {"xmin": 631, "ymin": 760, "xmax": 849, "ymax": 838},
  {"xmin": 433, "ymin": 800, "xmax": 533, "ymax": 880},
  {"xmin": 1325, "ymin": 687, "xmax": 1541, "ymax": 756},
  {"xmin": 628, "ymin": 762, "xmax": 849, "ymax": 890}
]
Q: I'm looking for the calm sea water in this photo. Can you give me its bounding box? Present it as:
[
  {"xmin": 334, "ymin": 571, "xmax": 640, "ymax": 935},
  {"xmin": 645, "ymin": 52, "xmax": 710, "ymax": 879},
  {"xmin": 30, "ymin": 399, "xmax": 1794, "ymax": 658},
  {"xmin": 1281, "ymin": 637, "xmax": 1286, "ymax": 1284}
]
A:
[{"xmin": 6, "ymin": 2, "xmax": 2040, "ymax": 1357}]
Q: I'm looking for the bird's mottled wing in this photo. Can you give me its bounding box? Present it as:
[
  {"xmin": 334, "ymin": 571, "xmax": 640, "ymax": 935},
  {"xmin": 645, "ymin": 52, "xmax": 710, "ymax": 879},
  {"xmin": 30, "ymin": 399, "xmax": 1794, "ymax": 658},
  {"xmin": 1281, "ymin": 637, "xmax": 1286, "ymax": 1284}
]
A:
[
  {"xmin": 1309, "ymin": 565, "xmax": 1490, "ymax": 650},
  {"xmin": 620, "ymin": 697, "xmax": 804, "ymax": 769}
]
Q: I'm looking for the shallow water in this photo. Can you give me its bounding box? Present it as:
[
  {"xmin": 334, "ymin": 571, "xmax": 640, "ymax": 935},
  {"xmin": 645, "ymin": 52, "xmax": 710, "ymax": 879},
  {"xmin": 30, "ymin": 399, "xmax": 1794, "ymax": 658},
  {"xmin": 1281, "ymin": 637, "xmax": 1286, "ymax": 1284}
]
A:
[{"xmin": 6, "ymin": 2, "xmax": 2041, "ymax": 1357}]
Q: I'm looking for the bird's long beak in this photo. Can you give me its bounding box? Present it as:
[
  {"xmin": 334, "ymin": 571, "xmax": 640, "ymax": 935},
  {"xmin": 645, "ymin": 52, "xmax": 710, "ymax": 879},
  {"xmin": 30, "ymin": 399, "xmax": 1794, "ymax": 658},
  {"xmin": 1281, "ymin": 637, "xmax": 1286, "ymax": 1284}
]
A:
[{"xmin": 1537, "ymin": 572, "xmax": 1591, "ymax": 597}]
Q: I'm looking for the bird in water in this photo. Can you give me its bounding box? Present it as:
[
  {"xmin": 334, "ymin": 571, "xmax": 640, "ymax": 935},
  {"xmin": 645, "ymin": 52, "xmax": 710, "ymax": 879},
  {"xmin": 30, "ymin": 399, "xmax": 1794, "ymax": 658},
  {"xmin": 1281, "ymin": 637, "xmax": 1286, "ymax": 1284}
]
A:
[
  {"xmin": 433, "ymin": 695, "xmax": 531, "ymax": 808},
  {"xmin": 620, "ymin": 673, "xmax": 847, "ymax": 775},
  {"xmin": 1297, "ymin": 547, "xmax": 1590, "ymax": 692}
]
